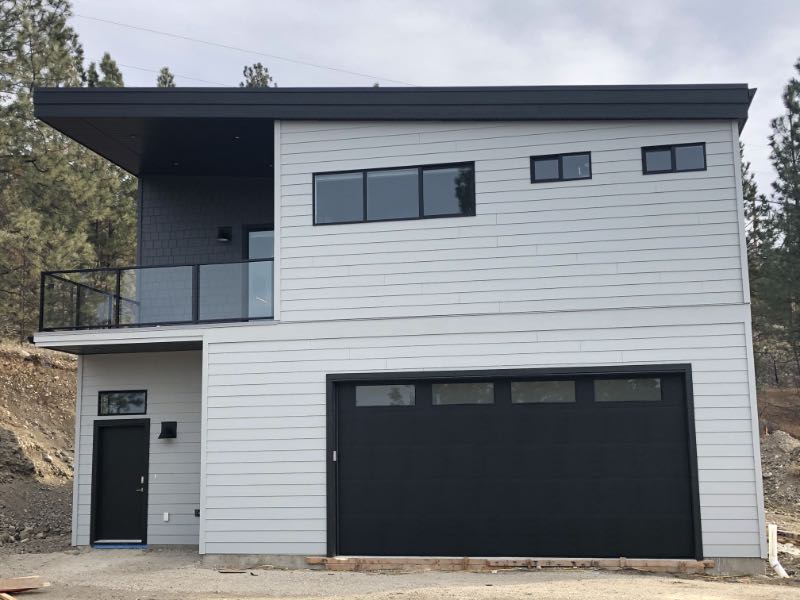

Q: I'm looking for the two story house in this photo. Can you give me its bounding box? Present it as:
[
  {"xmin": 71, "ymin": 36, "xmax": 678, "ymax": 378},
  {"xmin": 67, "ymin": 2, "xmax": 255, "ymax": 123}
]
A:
[{"xmin": 32, "ymin": 84, "xmax": 764, "ymax": 573}]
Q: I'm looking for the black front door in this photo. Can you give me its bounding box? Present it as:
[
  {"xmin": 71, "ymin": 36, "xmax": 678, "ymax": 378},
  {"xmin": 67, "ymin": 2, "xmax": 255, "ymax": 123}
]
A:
[{"xmin": 92, "ymin": 419, "xmax": 150, "ymax": 543}]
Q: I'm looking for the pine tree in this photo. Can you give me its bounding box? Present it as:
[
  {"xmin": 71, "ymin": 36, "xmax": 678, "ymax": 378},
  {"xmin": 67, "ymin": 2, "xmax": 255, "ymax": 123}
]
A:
[
  {"xmin": 742, "ymin": 143, "xmax": 782, "ymax": 384},
  {"xmin": 86, "ymin": 52, "xmax": 123, "ymax": 87},
  {"xmin": 239, "ymin": 62, "xmax": 275, "ymax": 88},
  {"xmin": 0, "ymin": 0, "xmax": 136, "ymax": 339},
  {"xmin": 157, "ymin": 66, "xmax": 176, "ymax": 87},
  {"xmin": 767, "ymin": 57, "xmax": 800, "ymax": 382}
]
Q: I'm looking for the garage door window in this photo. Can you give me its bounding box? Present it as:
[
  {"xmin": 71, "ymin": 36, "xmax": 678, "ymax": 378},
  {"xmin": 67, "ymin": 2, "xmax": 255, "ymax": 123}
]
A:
[
  {"xmin": 511, "ymin": 380, "xmax": 575, "ymax": 403},
  {"xmin": 355, "ymin": 384, "xmax": 415, "ymax": 407},
  {"xmin": 432, "ymin": 382, "xmax": 494, "ymax": 405},
  {"xmin": 594, "ymin": 378, "xmax": 661, "ymax": 402}
]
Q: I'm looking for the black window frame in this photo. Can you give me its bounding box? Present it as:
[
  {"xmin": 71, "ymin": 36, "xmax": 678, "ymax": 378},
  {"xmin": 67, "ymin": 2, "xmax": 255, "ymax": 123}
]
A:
[
  {"xmin": 98, "ymin": 390, "xmax": 148, "ymax": 416},
  {"xmin": 642, "ymin": 142, "xmax": 706, "ymax": 175},
  {"xmin": 312, "ymin": 161, "xmax": 476, "ymax": 226},
  {"xmin": 530, "ymin": 151, "xmax": 592, "ymax": 184}
]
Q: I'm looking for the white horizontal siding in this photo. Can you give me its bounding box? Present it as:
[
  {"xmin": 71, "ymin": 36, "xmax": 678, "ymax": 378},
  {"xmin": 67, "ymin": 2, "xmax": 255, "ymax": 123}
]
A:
[
  {"xmin": 202, "ymin": 303, "xmax": 762, "ymax": 558},
  {"xmin": 74, "ymin": 351, "xmax": 201, "ymax": 546},
  {"xmin": 278, "ymin": 120, "xmax": 743, "ymax": 322}
]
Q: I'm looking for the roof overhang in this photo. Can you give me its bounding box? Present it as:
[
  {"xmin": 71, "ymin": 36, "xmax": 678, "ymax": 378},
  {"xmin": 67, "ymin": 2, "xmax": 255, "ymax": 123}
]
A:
[{"xmin": 33, "ymin": 84, "xmax": 755, "ymax": 177}]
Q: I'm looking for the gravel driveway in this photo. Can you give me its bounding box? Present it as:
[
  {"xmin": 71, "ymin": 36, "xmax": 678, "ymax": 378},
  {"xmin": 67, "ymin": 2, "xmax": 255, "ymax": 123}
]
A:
[{"xmin": 1, "ymin": 548, "xmax": 798, "ymax": 600}]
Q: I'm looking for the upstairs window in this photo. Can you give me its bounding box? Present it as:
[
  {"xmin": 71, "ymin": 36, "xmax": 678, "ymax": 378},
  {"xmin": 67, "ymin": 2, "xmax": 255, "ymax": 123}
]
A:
[
  {"xmin": 642, "ymin": 143, "xmax": 706, "ymax": 174},
  {"xmin": 314, "ymin": 162, "xmax": 475, "ymax": 225},
  {"xmin": 530, "ymin": 152, "xmax": 591, "ymax": 183}
]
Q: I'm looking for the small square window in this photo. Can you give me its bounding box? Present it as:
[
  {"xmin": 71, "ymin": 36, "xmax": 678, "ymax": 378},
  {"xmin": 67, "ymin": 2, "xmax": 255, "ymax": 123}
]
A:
[
  {"xmin": 511, "ymin": 380, "xmax": 576, "ymax": 404},
  {"xmin": 594, "ymin": 378, "xmax": 661, "ymax": 402},
  {"xmin": 98, "ymin": 390, "xmax": 147, "ymax": 415},
  {"xmin": 355, "ymin": 384, "xmax": 415, "ymax": 407},
  {"xmin": 531, "ymin": 156, "xmax": 560, "ymax": 182},
  {"xmin": 367, "ymin": 168, "xmax": 419, "ymax": 221},
  {"xmin": 643, "ymin": 148, "xmax": 673, "ymax": 173},
  {"xmin": 432, "ymin": 382, "xmax": 494, "ymax": 405},
  {"xmin": 423, "ymin": 165, "xmax": 475, "ymax": 217},
  {"xmin": 561, "ymin": 153, "xmax": 592, "ymax": 180},
  {"xmin": 314, "ymin": 172, "xmax": 364, "ymax": 224},
  {"xmin": 674, "ymin": 144, "xmax": 706, "ymax": 171}
]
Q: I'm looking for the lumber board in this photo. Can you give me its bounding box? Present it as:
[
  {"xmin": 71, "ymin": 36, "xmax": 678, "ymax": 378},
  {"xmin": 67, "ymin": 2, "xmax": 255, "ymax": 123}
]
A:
[
  {"xmin": 306, "ymin": 556, "xmax": 714, "ymax": 574},
  {"xmin": 0, "ymin": 576, "xmax": 50, "ymax": 593}
]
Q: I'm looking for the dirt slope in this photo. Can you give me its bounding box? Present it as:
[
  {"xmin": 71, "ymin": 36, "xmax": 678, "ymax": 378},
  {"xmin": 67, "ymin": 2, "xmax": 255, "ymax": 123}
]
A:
[{"xmin": 0, "ymin": 341, "xmax": 76, "ymax": 553}]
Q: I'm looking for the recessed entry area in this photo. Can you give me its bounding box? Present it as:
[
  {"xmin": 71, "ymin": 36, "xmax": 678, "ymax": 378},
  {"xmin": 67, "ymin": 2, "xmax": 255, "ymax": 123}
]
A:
[{"xmin": 332, "ymin": 366, "xmax": 698, "ymax": 559}]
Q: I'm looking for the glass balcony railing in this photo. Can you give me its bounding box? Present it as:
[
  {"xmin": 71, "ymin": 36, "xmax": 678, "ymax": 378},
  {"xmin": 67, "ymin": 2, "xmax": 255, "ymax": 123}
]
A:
[{"xmin": 39, "ymin": 259, "xmax": 274, "ymax": 331}]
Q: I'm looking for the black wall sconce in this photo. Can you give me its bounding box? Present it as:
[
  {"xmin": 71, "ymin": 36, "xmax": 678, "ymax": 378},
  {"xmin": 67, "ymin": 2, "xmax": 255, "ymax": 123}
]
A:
[
  {"xmin": 216, "ymin": 226, "xmax": 232, "ymax": 243},
  {"xmin": 158, "ymin": 421, "xmax": 177, "ymax": 439}
]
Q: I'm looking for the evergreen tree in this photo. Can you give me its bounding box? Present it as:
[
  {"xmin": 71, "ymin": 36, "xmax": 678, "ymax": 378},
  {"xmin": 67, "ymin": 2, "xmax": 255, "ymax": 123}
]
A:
[
  {"xmin": 157, "ymin": 66, "xmax": 176, "ymax": 87},
  {"xmin": 742, "ymin": 143, "xmax": 782, "ymax": 384},
  {"xmin": 86, "ymin": 52, "xmax": 124, "ymax": 87},
  {"xmin": 767, "ymin": 57, "xmax": 800, "ymax": 382},
  {"xmin": 239, "ymin": 62, "xmax": 274, "ymax": 87},
  {"xmin": 0, "ymin": 0, "xmax": 136, "ymax": 339}
]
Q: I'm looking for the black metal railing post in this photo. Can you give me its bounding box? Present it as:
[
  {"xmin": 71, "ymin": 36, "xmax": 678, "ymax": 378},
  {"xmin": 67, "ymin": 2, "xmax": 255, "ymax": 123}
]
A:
[
  {"xmin": 192, "ymin": 264, "xmax": 199, "ymax": 323},
  {"xmin": 38, "ymin": 272, "xmax": 46, "ymax": 332},
  {"xmin": 74, "ymin": 284, "xmax": 82, "ymax": 329},
  {"xmin": 114, "ymin": 268, "xmax": 122, "ymax": 327}
]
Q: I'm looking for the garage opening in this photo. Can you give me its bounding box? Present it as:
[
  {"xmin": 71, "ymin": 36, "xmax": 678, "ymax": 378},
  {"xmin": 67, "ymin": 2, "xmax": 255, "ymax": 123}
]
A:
[{"xmin": 328, "ymin": 366, "xmax": 700, "ymax": 559}]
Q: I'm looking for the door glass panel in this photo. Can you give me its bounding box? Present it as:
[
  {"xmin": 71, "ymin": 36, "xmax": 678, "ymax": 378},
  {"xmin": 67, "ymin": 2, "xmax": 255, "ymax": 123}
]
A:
[
  {"xmin": 432, "ymin": 382, "xmax": 494, "ymax": 405},
  {"xmin": 511, "ymin": 380, "xmax": 575, "ymax": 403},
  {"xmin": 594, "ymin": 378, "xmax": 662, "ymax": 402},
  {"xmin": 248, "ymin": 230, "xmax": 274, "ymax": 259},
  {"xmin": 356, "ymin": 384, "xmax": 415, "ymax": 407},
  {"xmin": 247, "ymin": 229, "xmax": 274, "ymax": 318}
]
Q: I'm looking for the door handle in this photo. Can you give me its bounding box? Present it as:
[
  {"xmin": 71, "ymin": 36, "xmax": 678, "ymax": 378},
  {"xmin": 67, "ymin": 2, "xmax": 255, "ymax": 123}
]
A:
[{"xmin": 136, "ymin": 487, "xmax": 145, "ymax": 493}]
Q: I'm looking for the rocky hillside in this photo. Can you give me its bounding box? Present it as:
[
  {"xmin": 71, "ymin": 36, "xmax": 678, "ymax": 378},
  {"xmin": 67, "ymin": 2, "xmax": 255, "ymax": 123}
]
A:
[{"xmin": 0, "ymin": 341, "xmax": 76, "ymax": 553}]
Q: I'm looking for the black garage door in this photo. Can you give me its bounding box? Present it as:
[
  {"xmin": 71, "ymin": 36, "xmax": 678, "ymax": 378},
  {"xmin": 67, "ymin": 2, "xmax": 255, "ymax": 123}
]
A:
[{"xmin": 332, "ymin": 367, "xmax": 699, "ymax": 559}]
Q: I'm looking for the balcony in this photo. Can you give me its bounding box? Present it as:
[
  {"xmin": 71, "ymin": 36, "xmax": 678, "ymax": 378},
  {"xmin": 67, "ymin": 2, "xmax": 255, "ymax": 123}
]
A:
[{"xmin": 39, "ymin": 259, "xmax": 274, "ymax": 331}]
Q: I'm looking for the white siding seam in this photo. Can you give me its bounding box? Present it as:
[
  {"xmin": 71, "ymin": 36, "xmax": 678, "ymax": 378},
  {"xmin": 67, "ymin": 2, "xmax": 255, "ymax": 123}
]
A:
[
  {"xmin": 730, "ymin": 121, "xmax": 751, "ymax": 303},
  {"xmin": 273, "ymin": 119, "xmax": 282, "ymax": 321},
  {"xmin": 199, "ymin": 339, "xmax": 209, "ymax": 554},
  {"xmin": 71, "ymin": 357, "xmax": 83, "ymax": 547},
  {"xmin": 744, "ymin": 307, "xmax": 768, "ymax": 558}
]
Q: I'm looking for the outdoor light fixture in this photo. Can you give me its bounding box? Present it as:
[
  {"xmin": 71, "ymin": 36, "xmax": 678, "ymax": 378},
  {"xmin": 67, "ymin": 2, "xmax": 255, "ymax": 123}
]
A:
[
  {"xmin": 158, "ymin": 421, "xmax": 177, "ymax": 439},
  {"xmin": 216, "ymin": 226, "xmax": 232, "ymax": 243}
]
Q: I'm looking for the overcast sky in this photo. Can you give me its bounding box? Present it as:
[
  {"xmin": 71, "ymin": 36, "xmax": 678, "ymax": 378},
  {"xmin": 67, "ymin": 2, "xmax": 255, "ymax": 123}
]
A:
[{"xmin": 70, "ymin": 0, "xmax": 799, "ymax": 192}]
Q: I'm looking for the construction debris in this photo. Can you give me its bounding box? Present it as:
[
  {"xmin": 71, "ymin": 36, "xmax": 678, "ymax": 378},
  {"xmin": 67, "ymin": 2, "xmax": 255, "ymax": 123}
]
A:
[
  {"xmin": 306, "ymin": 556, "xmax": 714, "ymax": 574},
  {"xmin": 0, "ymin": 575, "xmax": 50, "ymax": 594}
]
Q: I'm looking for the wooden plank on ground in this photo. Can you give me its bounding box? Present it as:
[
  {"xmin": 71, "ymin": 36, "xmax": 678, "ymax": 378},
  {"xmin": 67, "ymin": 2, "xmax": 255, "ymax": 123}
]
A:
[
  {"xmin": 306, "ymin": 556, "xmax": 714, "ymax": 574},
  {"xmin": 0, "ymin": 576, "xmax": 50, "ymax": 593}
]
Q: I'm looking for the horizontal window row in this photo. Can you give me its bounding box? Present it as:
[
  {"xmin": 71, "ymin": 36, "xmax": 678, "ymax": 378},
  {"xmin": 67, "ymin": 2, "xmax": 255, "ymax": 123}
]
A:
[
  {"xmin": 530, "ymin": 143, "xmax": 706, "ymax": 183},
  {"xmin": 313, "ymin": 163, "xmax": 475, "ymax": 225},
  {"xmin": 314, "ymin": 142, "xmax": 707, "ymax": 227},
  {"xmin": 354, "ymin": 378, "xmax": 662, "ymax": 407}
]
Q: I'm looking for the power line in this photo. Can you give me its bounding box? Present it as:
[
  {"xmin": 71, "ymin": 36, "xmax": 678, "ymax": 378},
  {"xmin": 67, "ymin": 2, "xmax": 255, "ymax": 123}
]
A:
[
  {"xmin": 116, "ymin": 63, "xmax": 232, "ymax": 86},
  {"xmin": 73, "ymin": 13, "xmax": 416, "ymax": 86}
]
